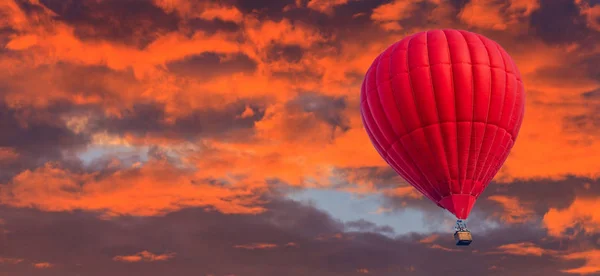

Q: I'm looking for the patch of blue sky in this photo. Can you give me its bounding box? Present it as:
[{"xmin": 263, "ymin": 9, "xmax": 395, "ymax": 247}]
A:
[
  {"xmin": 78, "ymin": 144, "xmax": 150, "ymax": 167},
  {"xmin": 288, "ymin": 188, "xmax": 446, "ymax": 236}
]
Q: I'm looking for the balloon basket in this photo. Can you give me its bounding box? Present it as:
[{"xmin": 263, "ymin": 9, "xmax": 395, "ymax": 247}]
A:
[
  {"xmin": 454, "ymin": 231, "xmax": 472, "ymax": 246},
  {"xmin": 454, "ymin": 220, "xmax": 472, "ymax": 246}
]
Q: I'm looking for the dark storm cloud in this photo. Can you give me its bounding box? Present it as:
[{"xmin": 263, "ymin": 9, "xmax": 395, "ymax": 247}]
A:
[
  {"xmin": 266, "ymin": 44, "xmax": 305, "ymax": 63},
  {"xmin": 92, "ymin": 100, "xmax": 265, "ymax": 141},
  {"xmin": 564, "ymin": 83, "xmax": 600, "ymax": 136},
  {"xmin": 186, "ymin": 17, "xmax": 242, "ymax": 35},
  {"xmin": 38, "ymin": 0, "xmax": 180, "ymax": 48},
  {"xmin": 530, "ymin": 0, "xmax": 591, "ymax": 45},
  {"xmin": 166, "ymin": 52, "xmax": 258, "ymax": 79},
  {"xmin": 57, "ymin": 64, "xmax": 140, "ymax": 103},
  {"xmin": 582, "ymin": 88, "xmax": 600, "ymax": 99},
  {"xmin": 0, "ymin": 100, "xmax": 89, "ymax": 182},
  {"xmin": 345, "ymin": 219, "xmax": 395, "ymax": 234},
  {"xmin": 565, "ymin": 106, "xmax": 600, "ymax": 135},
  {"xmin": 271, "ymin": 67, "xmax": 324, "ymax": 83},
  {"xmin": 535, "ymin": 52, "xmax": 600, "ymax": 85},
  {"xmin": 580, "ymin": 52, "xmax": 600, "ymax": 81},
  {"xmin": 286, "ymin": 92, "xmax": 350, "ymax": 132},
  {"xmin": 228, "ymin": 0, "xmax": 297, "ymax": 17},
  {"xmin": 0, "ymin": 198, "xmax": 585, "ymax": 276},
  {"xmin": 11, "ymin": 0, "xmax": 49, "ymax": 19}
]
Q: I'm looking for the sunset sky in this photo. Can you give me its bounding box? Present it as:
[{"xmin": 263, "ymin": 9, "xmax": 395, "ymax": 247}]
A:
[{"xmin": 0, "ymin": 0, "xmax": 599, "ymax": 275}]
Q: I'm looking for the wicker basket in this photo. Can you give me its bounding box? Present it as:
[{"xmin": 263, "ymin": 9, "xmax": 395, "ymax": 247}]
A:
[{"xmin": 454, "ymin": 231, "xmax": 472, "ymax": 246}]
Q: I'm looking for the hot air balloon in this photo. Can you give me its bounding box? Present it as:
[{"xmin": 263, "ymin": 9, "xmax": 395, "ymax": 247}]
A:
[{"xmin": 360, "ymin": 29, "xmax": 525, "ymax": 246}]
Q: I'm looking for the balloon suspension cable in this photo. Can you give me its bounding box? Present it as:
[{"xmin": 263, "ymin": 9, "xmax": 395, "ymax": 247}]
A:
[{"xmin": 455, "ymin": 220, "xmax": 469, "ymax": 232}]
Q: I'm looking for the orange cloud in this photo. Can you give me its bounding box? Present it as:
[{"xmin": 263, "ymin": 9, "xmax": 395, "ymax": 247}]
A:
[
  {"xmin": 237, "ymin": 106, "xmax": 255, "ymax": 119},
  {"xmin": 0, "ymin": 147, "xmax": 19, "ymax": 162},
  {"xmin": 561, "ymin": 250, "xmax": 600, "ymax": 275},
  {"xmin": 356, "ymin": 268, "xmax": 370, "ymax": 274},
  {"xmin": 32, "ymin": 262, "xmax": 53, "ymax": 269},
  {"xmin": 494, "ymin": 242, "xmax": 556, "ymax": 257},
  {"xmin": 576, "ymin": 0, "xmax": 600, "ymax": 32},
  {"xmin": 418, "ymin": 234, "xmax": 439, "ymax": 244},
  {"xmin": 306, "ymin": 0, "xmax": 349, "ymax": 15},
  {"xmin": 153, "ymin": 0, "xmax": 243, "ymax": 23},
  {"xmin": 487, "ymin": 195, "xmax": 535, "ymax": 224},
  {"xmin": 543, "ymin": 197, "xmax": 600, "ymax": 237},
  {"xmin": 233, "ymin": 243, "xmax": 279, "ymax": 250},
  {"xmin": 370, "ymin": 0, "xmax": 423, "ymax": 31},
  {"xmin": 198, "ymin": 4, "xmax": 244, "ymax": 23},
  {"xmin": 459, "ymin": 0, "xmax": 508, "ymax": 30},
  {"xmin": 0, "ymin": 257, "xmax": 24, "ymax": 264},
  {"xmin": 0, "ymin": 161, "xmax": 266, "ymax": 217},
  {"xmin": 458, "ymin": 0, "xmax": 539, "ymax": 31},
  {"xmin": 383, "ymin": 186, "xmax": 423, "ymax": 199},
  {"xmin": 113, "ymin": 251, "xmax": 176, "ymax": 263}
]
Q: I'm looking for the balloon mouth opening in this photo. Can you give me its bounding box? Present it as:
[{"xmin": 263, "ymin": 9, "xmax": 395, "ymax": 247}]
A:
[{"xmin": 438, "ymin": 194, "xmax": 477, "ymax": 220}]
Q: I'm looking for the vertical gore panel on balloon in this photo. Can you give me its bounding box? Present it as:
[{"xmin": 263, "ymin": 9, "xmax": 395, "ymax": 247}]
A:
[
  {"xmin": 388, "ymin": 143, "xmax": 427, "ymax": 197},
  {"xmin": 440, "ymin": 122, "xmax": 460, "ymax": 192},
  {"xmin": 512, "ymin": 83, "xmax": 526, "ymax": 138},
  {"xmin": 402, "ymin": 131, "xmax": 443, "ymax": 200},
  {"xmin": 427, "ymin": 31, "xmax": 457, "ymax": 123},
  {"xmin": 447, "ymin": 31, "xmax": 473, "ymax": 192},
  {"xmin": 390, "ymin": 141, "xmax": 440, "ymax": 202},
  {"xmin": 367, "ymin": 81, "xmax": 397, "ymax": 145},
  {"xmin": 423, "ymin": 125, "xmax": 452, "ymax": 195},
  {"xmin": 465, "ymin": 32, "xmax": 492, "ymax": 191},
  {"xmin": 366, "ymin": 55, "xmax": 399, "ymax": 146},
  {"xmin": 477, "ymin": 128, "xmax": 501, "ymax": 184},
  {"xmin": 360, "ymin": 68, "xmax": 386, "ymax": 156},
  {"xmin": 483, "ymin": 132, "xmax": 512, "ymax": 185},
  {"xmin": 363, "ymin": 60, "xmax": 392, "ymax": 151},
  {"xmin": 446, "ymin": 30, "xmax": 473, "ymax": 122},
  {"xmin": 480, "ymin": 129, "xmax": 509, "ymax": 185},
  {"xmin": 497, "ymin": 45, "xmax": 518, "ymax": 130},
  {"xmin": 376, "ymin": 45, "xmax": 408, "ymax": 137},
  {"xmin": 428, "ymin": 30, "xmax": 460, "ymax": 187},
  {"xmin": 488, "ymin": 69, "xmax": 507, "ymax": 125},
  {"xmin": 362, "ymin": 104, "xmax": 391, "ymax": 152},
  {"xmin": 508, "ymin": 82, "xmax": 524, "ymax": 135},
  {"xmin": 408, "ymin": 33, "xmax": 438, "ymax": 127},
  {"xmin": 473, "ymin": 124, "xmax": 497, "ymax": 185},
  {"xmin": 390, "ymin": 39, "xmax": 410, "ymax": 74},
  {"xmin": 484, "ymin": 41, "xmax": 506, "ymax": 126},
  {"xmin": 391, "ymin": 49, "xmax": 421, "ymax": 132},
  {"xmin": 499, "ymin": 74, "xmax": 518, "ymax": 130}
]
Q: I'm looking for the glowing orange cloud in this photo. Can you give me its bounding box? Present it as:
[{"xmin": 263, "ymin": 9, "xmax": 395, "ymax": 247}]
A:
[
  {"xmin": 233, "ymin": 243, "xmax": 279, "ymax": 250},
  {"xmin": 458, "ymin": 0, "xmax": 539, "ymax": 30},
  {"xmin": 113, "ymin": 251, "xmax": 176, "ymax": 263},
  {"xmin": 32, "ymin": 262, "xmax": 53, "ymax": 269},
  {"xmin": 487, "ymin": 195, "xmax": 535, "ymax": 224},
  {"xmin": 0, "ymin": 161, "xmax": 266, "ymax": 216},
  {"xmin": 0, "ymin": 147, "xmax": 19, "ymax": 162},
  {"xmin": 494, "ymin": 242, "xmax": 556, "ymax": 257},
  {"xmin": 561, "ymin": 250, "xmax": 600, "ymax": 275},
  {"xmin": 0, "ymin": 257, "xmax": 24, "ymax": 264},
  {"xmin": 543, "ymin": 197, "xmax": 600, "ymax": 237},
  {"xmin": 306, "ymin": 0, "xmax": 349, "ymax": 15}
]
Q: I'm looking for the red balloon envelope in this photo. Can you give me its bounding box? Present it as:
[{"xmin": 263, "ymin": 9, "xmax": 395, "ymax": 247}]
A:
[{"xmin": 360, "ymin": 29, "xmax": 525, "ymax": 220}]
